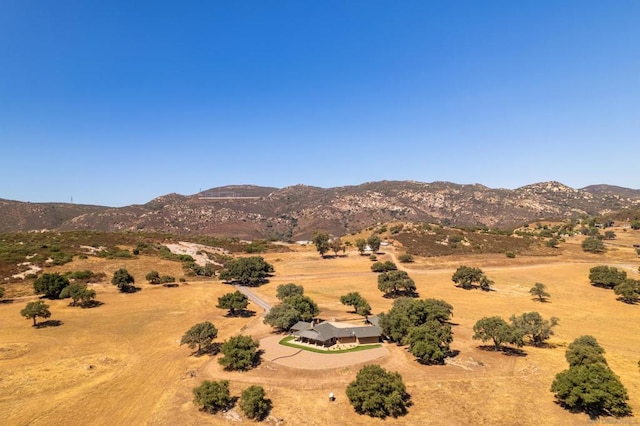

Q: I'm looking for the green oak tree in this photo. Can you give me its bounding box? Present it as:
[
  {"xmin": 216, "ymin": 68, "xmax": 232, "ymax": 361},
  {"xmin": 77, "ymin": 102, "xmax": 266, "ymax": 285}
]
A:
[
  {"xmin": 275, "ymin": 283, "xmax": 304, "ymax": 300},
  {"xmin": 192, "ymin": 380, "xmax": 232, "ymax": 414},
  {"xmin": 219, "ymin": 256, "xmax": 274, "ymax": 286},
  {"xmin": 20, "ymin": 301, "xmax": 51, "ymax": 326},
  {"xmin": 239, "ymin": 385, "xmax": 271, "ymax": 421},
  {"xmin": 346, "ymin": 365, "xmax": 410, "ymax": 418},
  {"xmin": 473, "ymin": 316, "xmax": 523, "ymax": 351},
  {"xmin": 529, "ymin": 282, "xmax": 550, "ymax": 302},
  {"xmin": 510, "ymin": 312, "xmax": 559, "ymax": 346},
  {"xmin": 111, "ymin": 268, "xmax": 135, "ymax": 292},
  {"xmin": 217, "ymin": 291, "xmax": 249, "ymax": 316},
  {"xmin": 180, "ymin": 321, "xmax": 218, "ymax": 355},
  {"xmin": 218, "ymin": 335, "xmax": 260, "ymax": 371},
  {"xmin": 33, "ymin": 272, "xmax": 69, "ymax": 299},
  {"xmin": 311, "ymin": 231, "xmax": 331, "ymax": 258}
]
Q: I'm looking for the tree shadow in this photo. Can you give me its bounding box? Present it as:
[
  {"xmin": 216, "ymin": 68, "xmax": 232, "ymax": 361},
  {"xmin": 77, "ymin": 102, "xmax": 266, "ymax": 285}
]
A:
[
  {"xmin": 383, "ymin": 291, "xmax": 419, "ymax": 299},
  {"xmin": 531, "ymin": 298, "xmax": 551, "ymax": 303},
  {"xmin": 163, "ymin": 283, "xmax": 180, "ymax": 288},
  {"xmin": 35, "ymin": 320, "xmax": 63, "ymax": 328},
  {"xmin": 80, "ymin": 300, "xmax": 104, "ymax": 309},
  {"xmin": 225, "ymin": 310, "xmax": 256, "ymax": 318},
  {"xmin": 446, "ymin": 349, "xmax": 461, "ymax": 359},
  {"xmin": 0, "ymin": 299, "xmax": 15, "ymax": 304},
  {"xmin": 616, "ymin": 297, "xmax": 638, "ymax": 305},
  {"xmin": 192, "ymin": 342, "xmax": 221, "ymax": 357},
  {"xmin": 477, "ymin": 345, "xmax": 527, "ymax": 357},
  {"xmin": 120, "ymin": 286, "xmax": 141, "ymax": 293}
]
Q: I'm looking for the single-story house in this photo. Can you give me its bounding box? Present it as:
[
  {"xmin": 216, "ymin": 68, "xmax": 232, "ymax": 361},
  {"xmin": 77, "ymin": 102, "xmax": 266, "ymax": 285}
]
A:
[{"xmin": 290, "ymin": 320, "xmax": 382, "ymax": 347}]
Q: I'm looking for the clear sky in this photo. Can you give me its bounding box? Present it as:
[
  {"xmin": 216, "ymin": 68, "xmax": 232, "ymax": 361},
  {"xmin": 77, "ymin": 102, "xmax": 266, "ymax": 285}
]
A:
[{"xmin": 1, "ymin": 1, "xmax": 639, "ymax": 206}]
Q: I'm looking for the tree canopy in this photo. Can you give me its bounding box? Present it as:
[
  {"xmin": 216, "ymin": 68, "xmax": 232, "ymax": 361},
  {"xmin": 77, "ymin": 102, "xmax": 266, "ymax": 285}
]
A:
[
  {"xmin": 219, "ymin": 256, "xmax": 274, "ymax": 286},
  {"xmin": 60, "ymin": 283, "xmax": 96, "ymax": 307},
  {"xmin": 377, "ymin": 270, "xmax": 416, "ymax": 297},
  {"xmin": 509, "ymin": 312, "xmax": 558, "ymax": 346},
  {"xmin": 379, "ymin": 297, "xmax": 453, "ymax": 344},
  {"xmin": 589, "ymin": 266, "xmax": 627, "ymax": 289},
  {"xmin": 276, "ymin": 283, "xmax": 304, "ymax": 300},
  {"xmin": 20, "ymin": 300, "xmax": 51, "ymax": 326},
  {"xmin": 218, "ymin": 335, "xmax": 260, "ymax": 371},
  {"xmin": 111, "ymin": 268, "xmax": 135, "ymax": 292},
  {"xmin": 367, "ymin": 235, "xmax": 381, "ymax": 253},
  {"xmin": 451, "ymin": 266, "xmax": 492, "ymax": 290},
  {"xmin": 340, "ymin": 292, "xmax": 371, "ymax": 317},
  {"xmin": 346, "ymin": 365, "xmax": 410, "ymax": 418},
  {"xmin": 406, "ymin": 320, "xmax": 453, "ymax": 365},
  {"xmin": 565, "ymin": 335, "xmax": 607, "ymax": 367},
  {"xmin": 613, "ymin": 279, "xmax": 640, "ymax": 304},
  {"xmin": 282, "ymin": 294, "xmax": 319, "ymax": 322},
  {"xmin": 529, "ymin": 282, "xmax": 550, "ymax": 302},
  {"xmin": 263, "ymin": 303, "xmax": 302, "ymax": 331},
  {"xmin": 145, "ymin": 270, "xmax": 161, "ymax": 284},
  {"xmin": 217, "ymin": 291, "xmax": 249, "ymax": 316},
  {"xmin": 33, "ymin": 272, "xmax": 69, "ymax": 299},
  {"xmin": 582, "ymin": 236, "xmax": 606, "ymax": 253},
  {"xmin": 472, "ymin": 316, "xmax": 523, "ymax": 351},
  {"xmin": 180, "ymin": 321, "xmax": 218, "ymax": 355},
  {"xmin": 355, "ymin": 238, "xmax": 367, "ymax": 255},
  {"xmin": 311, "ymin": 231, "xmax": 330, "ymax": 257},
  {"xmin": 239, "ymin": 385, "xmax": 271, "ymax": 421},
  {"xmin": 551, "ymin": 335, "xmax": 631, "ymax": 418},
  {"xmin": 192, "ymin": 380, "xmax": 232, "ymax": 414},
  {"xmin": 371, "ymin": 261, "xmax": 397, "ymax": 273}
]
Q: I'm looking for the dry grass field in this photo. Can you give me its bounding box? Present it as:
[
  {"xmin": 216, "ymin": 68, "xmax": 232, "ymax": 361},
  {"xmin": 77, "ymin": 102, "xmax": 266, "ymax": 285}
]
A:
[{"xmin": 1, "ymin": 228, "xmax": 639, "ymax": 425}]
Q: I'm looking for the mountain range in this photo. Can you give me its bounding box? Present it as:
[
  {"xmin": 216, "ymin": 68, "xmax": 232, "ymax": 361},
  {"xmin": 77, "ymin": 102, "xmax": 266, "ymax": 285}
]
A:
[{"xmin": 2, "ymin": 181, "xmax": 639, "ymax": 240}]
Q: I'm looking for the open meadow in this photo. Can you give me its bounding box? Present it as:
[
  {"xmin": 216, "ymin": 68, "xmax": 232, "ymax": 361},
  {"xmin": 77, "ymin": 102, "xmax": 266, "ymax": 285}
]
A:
[{"xmin": 1, "ymin": 228, "xmax": 639, "ymax": 425}]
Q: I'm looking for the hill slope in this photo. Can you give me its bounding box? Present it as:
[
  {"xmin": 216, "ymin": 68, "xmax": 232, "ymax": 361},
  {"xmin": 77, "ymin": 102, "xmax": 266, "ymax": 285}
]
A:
[{"xmin": 2, "ymin": 181, "xmax": 639, "ymax": 239}]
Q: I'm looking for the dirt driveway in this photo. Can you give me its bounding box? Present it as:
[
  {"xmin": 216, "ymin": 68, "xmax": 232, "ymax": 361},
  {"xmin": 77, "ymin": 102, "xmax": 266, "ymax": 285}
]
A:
[{"xmin": 260, "ymin": 335, "xmax": 388, "ymax": 370}]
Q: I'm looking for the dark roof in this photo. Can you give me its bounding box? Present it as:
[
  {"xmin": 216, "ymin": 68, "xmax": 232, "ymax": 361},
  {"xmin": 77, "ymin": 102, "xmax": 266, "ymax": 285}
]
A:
[
  {"xmin": 292, "ymin": 321, "xmax": 381, "ymax": 343},
  {"xmin": 366, "ymin": 315, "xmax": 380, "ymax": 327},
  {"xmin": 290, "ymin": 321, "xmax": 313, "ymax": 332}
]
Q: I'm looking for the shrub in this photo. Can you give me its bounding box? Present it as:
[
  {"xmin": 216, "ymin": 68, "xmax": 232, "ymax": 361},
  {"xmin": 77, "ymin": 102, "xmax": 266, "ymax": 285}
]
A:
[{"xmin": 398, "ymin": 254, "xmax": 414, "ymax": 263}]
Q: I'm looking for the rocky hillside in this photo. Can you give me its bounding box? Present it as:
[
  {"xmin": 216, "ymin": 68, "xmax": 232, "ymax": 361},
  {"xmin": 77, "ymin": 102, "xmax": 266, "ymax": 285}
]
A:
[{"xmin": 2, "ymin": 181, "xmax": 639, "ymax": 239}]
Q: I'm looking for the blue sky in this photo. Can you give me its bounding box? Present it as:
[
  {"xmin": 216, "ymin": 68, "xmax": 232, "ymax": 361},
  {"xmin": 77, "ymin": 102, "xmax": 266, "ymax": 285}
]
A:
[{"xmin": 1, "ymin": 1, "xmax": 639, "ymax": 206}]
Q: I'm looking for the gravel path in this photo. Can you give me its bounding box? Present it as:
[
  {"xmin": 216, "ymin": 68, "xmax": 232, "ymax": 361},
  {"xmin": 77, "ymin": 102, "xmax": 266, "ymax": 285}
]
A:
[
  {"xmin": 235, "ymin": 285, "xmax": 272, "ymax": 314},
  {"xmin": 260, "ymin": 335, "xmax": 388, "ymax": 370}
]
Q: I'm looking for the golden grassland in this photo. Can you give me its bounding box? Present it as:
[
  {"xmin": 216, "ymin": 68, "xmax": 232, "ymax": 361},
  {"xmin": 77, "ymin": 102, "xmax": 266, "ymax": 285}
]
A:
[{"xmin": 1, "ymin": 228, "xmax": 639, "ymax": 425}]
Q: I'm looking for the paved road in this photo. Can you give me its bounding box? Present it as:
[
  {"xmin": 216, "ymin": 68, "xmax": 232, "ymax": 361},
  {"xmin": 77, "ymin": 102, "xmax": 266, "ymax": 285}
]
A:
[{"xmin": 234, "ymin": 285, "xmax": 272, "ymax": 314}]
